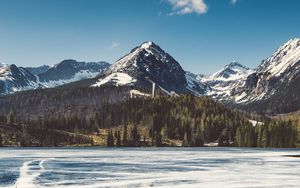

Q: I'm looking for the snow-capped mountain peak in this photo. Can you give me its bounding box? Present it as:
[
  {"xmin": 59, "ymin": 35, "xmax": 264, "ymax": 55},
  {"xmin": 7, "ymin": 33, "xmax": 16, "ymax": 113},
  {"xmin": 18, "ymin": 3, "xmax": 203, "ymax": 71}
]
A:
[
  {"xmin": 0, "ymin": 64, "xmax": 38, "ymax": 94},
  {"xmin": 109, "ymin": 41, "xmax": 171, "ymax": 74},
  {"xmin": 208, "ymin": 61, "xmax": 253, "ymax": 81},
  {"xmin": 93, "ymin": 41, "xmax": 206, "ymax": 95},
  {"xmin": 0, "ymin": 62, "xmax": 8, "ymax": 67},
  {"xmin": 94, "ymin": 41, "xmax": 185, "ymax": 87},
  {"xmin": 140, "ymin": 41, "xmax": 154, "ymax": 50},
  {"xmin": 257, "ymin": 38, "xmax": 300, "ymax": 77},
  {"xmin": 140, "ymin": 41, "xmax": 165, "ymax": 57},
  {"xmin": 226, "ymin": 61, "xmax": 247, "ymax": 69},
  {"xmin": 201, "ymin": 61, "xmax": 255, "ymax": 103},
  {"xmin": 0, "ymin": 63, "xmax": 9, "ymax": 75},
  {"xmin": 53, "ymin": 59, "xmax": 81, "ymax": 68}
]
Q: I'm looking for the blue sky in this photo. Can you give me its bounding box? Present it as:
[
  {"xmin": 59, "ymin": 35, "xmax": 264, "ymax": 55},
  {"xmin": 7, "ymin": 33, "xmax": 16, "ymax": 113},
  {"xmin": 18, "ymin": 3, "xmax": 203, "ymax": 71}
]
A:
[{"xmin": 0, "ymin": 0, "xmax": 299, "ymax": 74}]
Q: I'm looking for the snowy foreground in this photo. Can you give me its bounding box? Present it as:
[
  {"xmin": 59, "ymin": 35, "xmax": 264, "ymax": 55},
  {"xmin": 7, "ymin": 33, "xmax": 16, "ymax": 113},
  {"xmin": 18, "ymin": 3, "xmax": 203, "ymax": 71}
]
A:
[{"xmin": 0, "ymin": 148, "xmax": 299, "ymax": 188}]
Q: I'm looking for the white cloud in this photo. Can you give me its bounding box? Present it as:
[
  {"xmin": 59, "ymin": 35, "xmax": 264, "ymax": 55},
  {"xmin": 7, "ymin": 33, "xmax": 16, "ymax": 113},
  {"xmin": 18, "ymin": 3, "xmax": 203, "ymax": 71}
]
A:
[
  {"xmin": 109, "ymin": 42, "xmax": 120, "ymax": 49},
  {"xmin": 167, "ymin": 0, "xmax": 208, "ymax": 15},
  {"xmin": 230, "ymin": 0, "xmax": 239, "ymax": 5}
]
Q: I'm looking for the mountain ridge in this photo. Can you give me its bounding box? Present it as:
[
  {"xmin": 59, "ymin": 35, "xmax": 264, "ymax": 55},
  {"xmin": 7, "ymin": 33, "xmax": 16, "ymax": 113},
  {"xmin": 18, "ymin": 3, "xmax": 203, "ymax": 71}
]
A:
[
  {"xmin": 0, "ymin": 59, "xmax": 110, "ymax": 94},
  {"xmin": 1, "ymin": 38, "xmax": 300, "ymax": 114}
]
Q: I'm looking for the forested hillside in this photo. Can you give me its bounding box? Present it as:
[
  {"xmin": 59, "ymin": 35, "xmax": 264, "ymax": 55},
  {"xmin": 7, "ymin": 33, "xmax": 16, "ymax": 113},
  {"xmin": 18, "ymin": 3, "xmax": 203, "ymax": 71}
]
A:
[
  {"xmin": 0, "ymin": 84, "xmax": 132, "ymax": 117},
  {"xmin": 275, "ymin": 111, "xmax": 300, "ymax": 147},
  {"xmin": 0, "ymin": 93, "xmax": 298, "ymax": 147}
]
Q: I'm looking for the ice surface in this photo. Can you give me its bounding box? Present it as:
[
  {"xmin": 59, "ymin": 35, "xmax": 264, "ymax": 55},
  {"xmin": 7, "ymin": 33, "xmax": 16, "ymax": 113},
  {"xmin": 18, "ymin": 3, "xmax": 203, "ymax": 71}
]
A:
[{"xmin": 0, "ymin": 148, "xmax": 299, "ymax": 188}]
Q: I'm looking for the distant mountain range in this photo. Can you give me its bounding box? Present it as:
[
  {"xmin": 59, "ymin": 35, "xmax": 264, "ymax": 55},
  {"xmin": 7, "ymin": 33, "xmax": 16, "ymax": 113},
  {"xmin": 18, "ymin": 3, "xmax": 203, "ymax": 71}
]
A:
[
  {"xmin": 0, "ymin": 60, "xmax": 110, "ymax": 94},
  {"xmin": 1, "ymin": 38, "xmax": 300, "ymax": 114}
]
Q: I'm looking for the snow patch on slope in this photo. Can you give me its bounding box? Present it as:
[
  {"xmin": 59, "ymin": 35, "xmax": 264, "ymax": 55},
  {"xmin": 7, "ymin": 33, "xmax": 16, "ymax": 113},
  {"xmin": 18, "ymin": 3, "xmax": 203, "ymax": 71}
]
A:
[
  {"xmin": 92, "ymin": 72, "xmax": 136, "ymax": 87},
  {"xmin": 0, "ymin": 64, "xmax": 15, "ymax": 82},
  {"xmin": 249, "ymin": 120, "xmax": 264, "ymax": 127},
  {"xmin": 130, "ymin": 89, "xmax": 151, "ymax": 98},
  {"xmin": 41, "ymin": 70, "xmax": 100, "ymax": 88},
  {"xmin": 185, "ymin": 72, "xmax": 207, "ymax": 96}
]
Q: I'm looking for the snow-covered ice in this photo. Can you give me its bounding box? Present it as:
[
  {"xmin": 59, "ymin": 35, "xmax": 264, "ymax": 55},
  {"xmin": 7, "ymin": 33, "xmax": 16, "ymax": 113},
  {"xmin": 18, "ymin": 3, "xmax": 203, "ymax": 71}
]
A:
[{"xmin": 0, "ymin": 148, "xmax": 300, "ymax": 188}]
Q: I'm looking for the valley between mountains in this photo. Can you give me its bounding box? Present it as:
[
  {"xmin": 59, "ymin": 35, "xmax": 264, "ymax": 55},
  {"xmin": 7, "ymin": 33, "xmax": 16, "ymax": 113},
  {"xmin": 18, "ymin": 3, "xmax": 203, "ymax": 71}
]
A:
[{"xmin": 0, "ymin": 39, "xmax": 299, "ymax": 147}]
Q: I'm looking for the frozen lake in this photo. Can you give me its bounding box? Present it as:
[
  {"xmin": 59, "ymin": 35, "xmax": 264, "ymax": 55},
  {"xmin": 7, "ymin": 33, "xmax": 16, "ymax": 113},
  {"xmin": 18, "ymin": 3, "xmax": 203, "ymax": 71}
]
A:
[{"xmin": 0, "ymin": 147, "xmax": 300, "ymax": 188}]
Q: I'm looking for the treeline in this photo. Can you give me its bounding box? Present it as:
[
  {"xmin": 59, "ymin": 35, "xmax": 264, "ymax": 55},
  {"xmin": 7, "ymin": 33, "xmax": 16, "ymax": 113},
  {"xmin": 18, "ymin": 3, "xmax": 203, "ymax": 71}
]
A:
[
  {"xmin": 236, "ymin": 120, "xmax": 296, "ymax": 147},
  {"xmin": 106, "ymin": 124, "xmax": 144, "ymax": 147},
  {"xmin": 274, "ymin": 111, "xmax": 300, "ymax": 147},
  {"xmin": 0, "ymin": 121, "xmax": 93, "ymax": 147},
  {"xmin": 0, "ymin": 94, "xmax": 298, "ymax": 147},
  {"xmin": 93, "ymin": 95, "xmax": 248, "ymax": 147}
]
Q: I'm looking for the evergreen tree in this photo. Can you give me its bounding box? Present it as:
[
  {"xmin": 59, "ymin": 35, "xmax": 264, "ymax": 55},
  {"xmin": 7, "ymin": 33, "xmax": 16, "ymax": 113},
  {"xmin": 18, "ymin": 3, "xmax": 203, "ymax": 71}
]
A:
[
  {"xmin": 6, "ymin": 111, "xmax": 15, "ymax": 125},
  {"xmin": 0, "ymin": 133, "xmax": 3, "ymax": 147},
  {"xmin": 183, "ymin": 132, "xmax": 189, "ymax": 147},
  {"xmin": 194, "ymin": 126, "xmax": 204, "ymax": 147},
  {"xmin": 20, "ymin": 125, "xmax": 30, "ymax": 147},
  {"xmin": 122, "ymin": 125, "xmax": 128, "ymax": 146},
  {"xmin": 155, "ymin": 131, "xmax": 162, "ymax": 146},
  {"xmin": 218, "ymin": 129, "xmax": 229, "ymax": 147},
  {"xmin": 218, "ymin": 134, "xmax": 226, "ymax": 147},
  {"xmin": 256, "ymin": 126, "xmax": 263, "ymax": 147},
  {"xmin": 235, "ymin": 127, "xmax": 242, "ymax": 147},
  {"xmin": 90, "ymin": 137, "xmax": 94, "ymax": 146},
  {"xmin": 262, "ymin": 126, "xmax": 269, "ymax": 147},
  {"xmin": 131, "ymin": 124, "xmax": 139, "ymax": 146},
  {"xmin": 106, "ymin": 130, "xmax": 114, "ymax": 147},
  {"xmin": 116, "ymin": 130, "xmax": 121, "ymax": 146}
]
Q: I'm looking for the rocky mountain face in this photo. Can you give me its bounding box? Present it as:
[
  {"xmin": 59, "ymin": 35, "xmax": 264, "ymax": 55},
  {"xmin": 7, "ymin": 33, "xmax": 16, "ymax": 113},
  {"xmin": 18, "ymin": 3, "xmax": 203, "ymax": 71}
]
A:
[
  {"xmin": 92, "ymin": 41, "xmax": 207, "ymax": 96},
  {"xmin": 0, "ymin": 60, "xmax": 110, "ymax": 95},
  {"xmin": 0, "ymin": 63, "xmax": 39, "ymax": 94},
  {"xmin": 231, "ymin": 38, "xmax": 300, "ymax": 104},
  {"xmin": 230, "ymin": 38, "xmax": 300, "ymax": 113},
  {"xmin": 38, "ymin": 59, "xmax": 110, "ymax": 87},
  {"xmin": 200, "ymin": 38, "xmax": 300, "ymax": 114},
  {"xmin": 25, "ymin": 65, "xmax": 51, "ymax": 75},
  {"xmin": 201, "ymin": 61, "xmax": 254, "ymax": 102}
]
